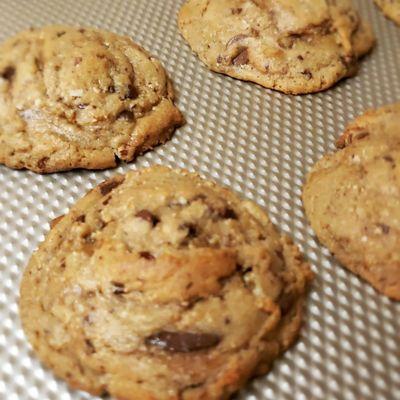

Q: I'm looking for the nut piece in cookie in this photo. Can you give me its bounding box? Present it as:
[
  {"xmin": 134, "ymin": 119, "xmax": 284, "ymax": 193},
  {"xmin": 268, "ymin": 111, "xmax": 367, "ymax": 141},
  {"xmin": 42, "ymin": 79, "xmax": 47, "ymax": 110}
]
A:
[
  {"xmin": 0, "ymin": 26, "xmax": 184, "ymax": 173},
  {"xmin": 303, "ymin": 103, "xmax": 400, "ymax": 300},
  {"xmin": 20, "ymin": 165, "xmax": 313, "ymax": 400},
  {"xmin": 178, "ymin": 0, "xmax": 375, "ymax": 94},
  {"xmin": 374, "ymin": 0, "xmax": 400, "ymax": 26}
]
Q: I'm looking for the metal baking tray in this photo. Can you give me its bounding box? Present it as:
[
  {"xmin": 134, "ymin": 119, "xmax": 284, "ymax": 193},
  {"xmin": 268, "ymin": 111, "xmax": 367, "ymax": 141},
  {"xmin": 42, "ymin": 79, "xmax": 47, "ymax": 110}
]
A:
[{"xmin": 0, "ymin": 0, "xmax": 399, "ymax": 399}]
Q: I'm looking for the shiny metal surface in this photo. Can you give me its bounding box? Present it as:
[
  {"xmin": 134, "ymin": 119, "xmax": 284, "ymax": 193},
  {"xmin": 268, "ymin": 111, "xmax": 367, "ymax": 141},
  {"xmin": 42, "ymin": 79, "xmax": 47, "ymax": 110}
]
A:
[{"xmin": 0, "ymin": 1, "xmax": 399, "ymax": 399}]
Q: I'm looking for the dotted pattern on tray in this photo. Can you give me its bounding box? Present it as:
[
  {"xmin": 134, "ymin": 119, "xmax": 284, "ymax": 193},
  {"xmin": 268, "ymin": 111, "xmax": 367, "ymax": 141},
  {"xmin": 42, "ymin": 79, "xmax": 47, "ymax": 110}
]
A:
[{"xmin": 0, "ymin": 0, "xmax": 399, "ymax": 399}]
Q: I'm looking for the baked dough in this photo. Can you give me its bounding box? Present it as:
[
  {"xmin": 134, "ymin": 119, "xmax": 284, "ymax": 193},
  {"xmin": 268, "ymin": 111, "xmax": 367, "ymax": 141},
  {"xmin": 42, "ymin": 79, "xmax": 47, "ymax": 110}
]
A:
[
  {"xmin": 0, "ymin": 26, "xmax": 184, "ymax": 172},
  {"xmin": 20, "ymin": 166, "xmax": 313, "ymax": 400}
]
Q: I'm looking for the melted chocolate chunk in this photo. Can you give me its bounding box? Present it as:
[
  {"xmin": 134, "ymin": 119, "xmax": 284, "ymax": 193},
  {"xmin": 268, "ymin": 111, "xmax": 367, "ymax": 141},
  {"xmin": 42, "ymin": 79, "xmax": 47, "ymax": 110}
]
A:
[
  {"xmin": 1, "ymin": 66, "xmax": 15, "ymax": 81},
  {"xmin": 111, "ymin": 281, "xmax": 126, "ymax": 295},
  {"xmin": 124, "ymin": 84, "xmax": 138, "ymax": 100},
  {"xmin": 135, "ymin": 210, "xmax": 159, "ymax": 226},
  {"xmin": 146, "ymin": 331, "xmax": 221, "ymax": 353},
  {"xmin": 220, "ymin": 207, "xmax": 237, "ymax": 220},
  {"xmin": 139, "ymin": 251, "xmax": 155, "ymax": 260},
  {"xmin": 99, "ymin": 178, "xmax": 124, "ymax": 196},
  {"xmin": 232, "ymin": 48, "xmax": 249, "ymax": 66}
]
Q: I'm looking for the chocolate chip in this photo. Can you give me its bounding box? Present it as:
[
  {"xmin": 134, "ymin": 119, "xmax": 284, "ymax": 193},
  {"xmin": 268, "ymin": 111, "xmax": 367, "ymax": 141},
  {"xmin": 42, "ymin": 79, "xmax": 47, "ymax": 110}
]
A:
[
  {"xmin": 1, "ymin": 66, "xmax": 15, "ymax": 81},
  {"xmin": 56, "ymin": 31, "xmax": 66, "ymax": 37},
  {"xmin": 139, "ymin": 251, "xmax": 155, "ymax": 260},
  {"xmin": 217, "ymin": 55, "xmax": 224, "ymax": 64},
  {"xmin": 135, "ymin": 210, "xmax": 159, "ymax": 226},
  {"xmin": 232, "ymin": 48, "xmax": 249, "ymax": 66},
  {"xmin": 108, "ymin": 85, "xmax": 116, "ymax": 93},
  {"xmin": 79, "ymin": 28, "xmax": 86, "ymax": 33},
  {"xmin": 77, "ymin": 103, "xmax": 87, "ymax": 109},
  {"xmin": 99, "ymin": 178, "xmax": 124, "ymax": 196},
  {"xmin": 297, "ymin": 55, "xmax": 304, "ymax": 61},
  {"xmin": 146, "ymin": 331, "xmax": 221, "ymax": 353}
]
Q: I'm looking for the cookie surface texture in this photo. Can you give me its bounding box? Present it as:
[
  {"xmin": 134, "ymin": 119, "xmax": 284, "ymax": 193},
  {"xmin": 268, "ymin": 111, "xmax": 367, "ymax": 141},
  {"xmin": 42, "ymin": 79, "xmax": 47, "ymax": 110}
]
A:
[
  {"xmin": 20, "ymin": 165, "xmax": 312, "ymax": 400},
  {"xmin": 303, "ymin": 103, "xmax": 400, "ymax": 300},
  {"xmin": 178, "ymin": 0, "xmax": 375, "ymax": 94},
  {"xmin": 374, "ymin": 0, "xmax": 400, "ymax": 25},
  {"xmin": 0, "ymin": 26, "xmax": 184, "ymax": 173}
]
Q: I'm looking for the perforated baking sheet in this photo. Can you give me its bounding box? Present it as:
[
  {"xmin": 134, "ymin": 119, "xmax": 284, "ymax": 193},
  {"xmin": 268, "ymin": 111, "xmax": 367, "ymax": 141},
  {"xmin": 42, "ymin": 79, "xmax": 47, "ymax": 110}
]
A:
[{"xmin": 0, "ymin": 0, "xmax": 399, "ymax": 399}]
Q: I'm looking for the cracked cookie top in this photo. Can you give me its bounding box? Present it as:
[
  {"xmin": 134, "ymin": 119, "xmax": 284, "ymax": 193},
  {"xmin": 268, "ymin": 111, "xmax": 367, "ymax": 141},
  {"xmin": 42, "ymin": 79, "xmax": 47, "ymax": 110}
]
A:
[
  {"xmin": 20, "ymin": 166, "xmax": 312, "ymax": 400},
  {"xmin": 0, "ymin": 26, "xmax": 183, "ymax": 173},
  {"xmin": 178, "ymin": 0, "xmax": 375, "ymax": 94},
  {"xmin": 303, "ymin": 103, "xmax": 400, "ymax": 300}
]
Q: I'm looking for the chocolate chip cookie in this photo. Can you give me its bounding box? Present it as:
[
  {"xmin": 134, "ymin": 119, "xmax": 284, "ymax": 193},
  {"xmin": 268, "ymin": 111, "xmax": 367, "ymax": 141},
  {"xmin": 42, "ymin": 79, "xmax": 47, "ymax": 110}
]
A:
[
  {"xmin": 0, "ymin": 26, "xmax": 184, "ymax": 173},
  {"xmin": 303, "ymin": 103, "xmax": 400, "ymax": 300},
  {"xmin": 178, "ymin": 0, "xmax": 375, "ymax": 94},
  {"xmin": 375, "ymin": 0, "xmax": 400, "ymax": 25},
  {"xmin": 20, "ymin": 166, "xmax": 313, "ymax": 400}
]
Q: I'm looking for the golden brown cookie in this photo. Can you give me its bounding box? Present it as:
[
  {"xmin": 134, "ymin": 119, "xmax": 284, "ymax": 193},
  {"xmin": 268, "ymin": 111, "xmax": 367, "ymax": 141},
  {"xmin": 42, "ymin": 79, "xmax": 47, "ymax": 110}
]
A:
[
  {"xmin": 374, "ymin": 0, "xmax": 400, "ymax": 26},
  {"xmin": 303, "ymin": 103, "xmax": 400, "ymax": 300},
  {"xmin": 20, "ymin": 166, "xmax": 313, "ymax": 400},
  {"xmin": 178, "ymin": 0, "xmax": 375, "ymax": 94},
  {"xmin": 0, "ymin": 26, "xmax": 184, "ymax": 173}
]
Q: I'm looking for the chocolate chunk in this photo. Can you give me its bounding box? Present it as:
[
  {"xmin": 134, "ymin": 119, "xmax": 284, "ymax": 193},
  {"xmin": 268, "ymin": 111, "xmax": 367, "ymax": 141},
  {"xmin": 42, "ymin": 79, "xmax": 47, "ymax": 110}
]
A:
[
  {"xmin": 56, "ymin": 31, "xmax": 66, "ymax": 37},
  {"xmin": 146, "ymin": 331, "xmax": 221, "ymax": 353},
  {"xmin": 76, "ymin": 215, "xmax": 86, "ymax": 223},
  {"xmin": 135, "ymin": 210, "xmax": 159, "ymax": 226},
  {"xmin": 77, "ymin": 103, "xmax": 88, "ymax": 109},
  {"xmin": 111, "ymin": 281, "xmax": 126, "ymax": 295},
  {"xmin": 220, "ymin": 207, "xmax": 237, "ymax": 220},
  {"xmin": 1, "ymin": 66, "xmax": 15, "ymax": 81},
  {"xmin": 232, "ymin": 48, "xmax": 249, "ymax": 66},
  {"xmin": 99, "ymin": 178, "xmax": 124, "ymax": 196},
  {"xmin": 124, "ymin": 84, "xmax": 138, "ymax": 100},
  {"xmin": 139, "ymin": 251, "xmax": 155, "ymax": 260},
  {"xmin": 108, "ymin": 85, "xmax": 116, "ymax": 93}
]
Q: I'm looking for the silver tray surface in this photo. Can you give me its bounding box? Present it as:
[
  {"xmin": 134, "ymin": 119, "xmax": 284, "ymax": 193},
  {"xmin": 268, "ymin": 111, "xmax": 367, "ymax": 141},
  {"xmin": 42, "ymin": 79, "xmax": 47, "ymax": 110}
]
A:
[{"xmin": 0, "ymin": 1, "xmax": 399, "ymax": 399}]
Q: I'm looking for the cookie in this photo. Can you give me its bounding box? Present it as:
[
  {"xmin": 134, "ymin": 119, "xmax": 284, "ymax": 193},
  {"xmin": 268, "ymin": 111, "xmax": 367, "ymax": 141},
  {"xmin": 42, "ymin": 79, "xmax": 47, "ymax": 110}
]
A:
[
  {"xmin": 374, "ymin": 0, "xmax": 400, "ymax": 26},
  {"xmin": 0, "ymin": 26, "xmax": 184, "ymax": 173},
  {"xmin": 20, "ymin": 166, "xmax": 313, "ymax": 400},
  {"xmin": 178, "ymin": 0, "xmax": 375, "ymax": 94},
  {"xmin": 303, "ymin": 103, "xmax": 400, "ymax": 300}
]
